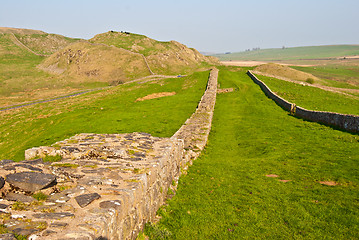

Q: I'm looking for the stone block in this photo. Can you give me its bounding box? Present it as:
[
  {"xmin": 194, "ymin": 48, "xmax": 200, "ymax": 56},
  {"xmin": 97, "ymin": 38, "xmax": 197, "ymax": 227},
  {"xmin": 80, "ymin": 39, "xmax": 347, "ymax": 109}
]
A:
[{"xmin": 6, "ymin": 172, "xmax": 56, "ymax": 193}]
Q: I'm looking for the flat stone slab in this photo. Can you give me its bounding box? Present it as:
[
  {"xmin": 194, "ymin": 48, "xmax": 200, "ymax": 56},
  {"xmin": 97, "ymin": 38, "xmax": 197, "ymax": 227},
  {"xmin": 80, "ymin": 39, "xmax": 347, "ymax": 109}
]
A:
[
  {"xmin": 5, "ymin": 192, "xmax": 36, "ymax": 203},
  {"xmin": 99, "ymin": 200, "xmax": 122, "ymax": 210},
  {"xmin": 0, "ymin": 160, "xmax": 14, "ymax": 165},
  {"xmin": 32, "ymin": 212, "xmax": 74, "ymax": 219},
  {"xmin": 75, "ymin": 193, "xmax": 101, "ymax": 208},
  {"xmin": 50, "ymin": 222, "xmax": 68, "ymax": 228},
  {"xmin": 6, "ymin": 172, "xmax": 56, "ymax": 192}
]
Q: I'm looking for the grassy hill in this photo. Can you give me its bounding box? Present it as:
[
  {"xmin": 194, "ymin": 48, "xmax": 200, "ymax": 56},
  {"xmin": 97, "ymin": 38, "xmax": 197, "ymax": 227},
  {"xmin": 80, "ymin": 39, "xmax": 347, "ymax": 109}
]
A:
[
  {"xmin": 89, "ymin": 31, "xmax": 218, "ymax": 75},
  {"xmin": 0, "ymin": 27, "xmax": 81, "ymax": 55},
  {"xmin": 0, "ymin": 27, "xmax": 217, "ymax": 106},
  {"xmin": 38, "ymin": 41, "xmax": 150, "ymax": 84},
  {"xmin": 214, "ymin": 45, "xmax": 359, "ymax": 61}
]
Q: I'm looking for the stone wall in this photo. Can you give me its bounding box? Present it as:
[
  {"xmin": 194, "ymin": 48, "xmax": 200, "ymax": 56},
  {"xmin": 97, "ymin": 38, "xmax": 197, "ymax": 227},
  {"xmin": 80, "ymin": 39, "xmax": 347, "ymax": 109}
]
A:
[
  {"xmin": 0, "ymin": 68, "xmax": 218, "ymax": 240},
  {"xmin": 247, "ymin": 70, "xmax": 359, "ymax": 133},
  {"xmin": 172, "ymin": 67, "xmax": 218, "ymax": 166}
]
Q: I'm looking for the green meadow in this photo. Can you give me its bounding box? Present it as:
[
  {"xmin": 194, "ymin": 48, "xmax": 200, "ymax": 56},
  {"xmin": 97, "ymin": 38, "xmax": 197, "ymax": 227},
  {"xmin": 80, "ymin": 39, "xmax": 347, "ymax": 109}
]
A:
[
  {"xmin": 0, "ymin": 71, "xmax": 209, "ymax": 161},
  {"xmin": 144, "ymin": 67, "xmax": 359, "ymax": 239},
  {"xmin": 291, "ymin": 65, "xmax": 359, "ymax": 90},
  {"xmin": 257, "ymin": 74, "xmax": 359, "ymax": 115}
]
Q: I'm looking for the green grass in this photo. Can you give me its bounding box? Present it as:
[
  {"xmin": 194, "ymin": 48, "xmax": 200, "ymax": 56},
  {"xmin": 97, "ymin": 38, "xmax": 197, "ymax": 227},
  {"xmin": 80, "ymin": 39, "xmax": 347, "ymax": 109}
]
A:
[
  {"xmin": 214, "ymin": 45, "xmax": 359, "ymax": 61},
  {"xmin": 145, "ymin": 67, "xmax": 359, "ymax": 239},
  {"xmin": 257, "ymin": 74, "xmax": 359, "ymax": 115},
  {"xmin": 292, "ymin": 65, "xmax": 359, "ymax": 89},
  {"xmin": 0, "ymin": 71, "xmax": 209, "ymax": 161}
]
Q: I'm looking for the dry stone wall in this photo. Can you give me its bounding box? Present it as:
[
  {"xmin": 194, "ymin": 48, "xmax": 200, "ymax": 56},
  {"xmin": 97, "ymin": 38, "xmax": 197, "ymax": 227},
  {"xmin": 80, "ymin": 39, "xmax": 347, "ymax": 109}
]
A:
[
  {"xmin": 247, "ymin": 70, "xmax": 359, "ymax": 133},
  {"xmin": 0, "ymin": 68, "xmax": 218, "ymax": 240}
]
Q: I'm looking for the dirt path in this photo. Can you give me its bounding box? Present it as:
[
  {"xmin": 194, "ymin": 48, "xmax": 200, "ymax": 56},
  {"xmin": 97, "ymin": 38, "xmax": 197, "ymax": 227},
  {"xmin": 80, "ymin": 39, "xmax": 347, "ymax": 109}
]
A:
[{"xmin": 10, "ymin": 33, "xmax": 51, "ymax": 57}]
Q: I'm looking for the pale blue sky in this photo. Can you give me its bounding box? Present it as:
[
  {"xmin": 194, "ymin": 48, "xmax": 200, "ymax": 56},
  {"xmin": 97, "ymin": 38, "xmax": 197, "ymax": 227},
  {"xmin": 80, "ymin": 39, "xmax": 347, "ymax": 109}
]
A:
[{"xmin": 1, "ymin": 0, "xmax": 358, "ymax": 53}]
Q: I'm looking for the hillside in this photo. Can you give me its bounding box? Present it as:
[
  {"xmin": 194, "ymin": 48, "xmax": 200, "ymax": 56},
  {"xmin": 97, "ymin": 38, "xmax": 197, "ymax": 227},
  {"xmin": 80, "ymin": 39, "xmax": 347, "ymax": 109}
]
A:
[
  {"xmin": 214, "ymin": 45, "xmax": 359, "ymax": 61},
  {"xmin": 0, "ymin": 27, "xmax": 217, "ymax": 106},
  {"xmin": 89, "ymin": 31, "xmax": 218, "ymax": 75},
  {"xmin": 38, "ymin": 41, "xmax": 150, "ymax": 84},
  {"xmin": 0, "ymin": 27, "xmax": 81, "ymax": 55}
]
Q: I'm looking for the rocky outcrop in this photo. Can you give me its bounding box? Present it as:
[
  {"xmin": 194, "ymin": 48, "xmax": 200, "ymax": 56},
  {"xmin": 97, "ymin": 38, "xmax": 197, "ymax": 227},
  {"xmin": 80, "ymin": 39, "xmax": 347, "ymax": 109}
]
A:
[{"xmin": 0, "ymin": 68, "xmax": 218, "ymax": 239}]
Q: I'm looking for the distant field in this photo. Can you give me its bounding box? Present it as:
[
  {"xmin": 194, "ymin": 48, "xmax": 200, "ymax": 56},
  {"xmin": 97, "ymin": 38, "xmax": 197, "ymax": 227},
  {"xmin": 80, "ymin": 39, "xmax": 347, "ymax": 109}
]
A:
[
  {"xmin": 214, "ymin": 45, "xmax": 359, "ymax": 61},
  {"xmin": 292, "ymin": 64, "xmax": 359, "ymax": 89}
]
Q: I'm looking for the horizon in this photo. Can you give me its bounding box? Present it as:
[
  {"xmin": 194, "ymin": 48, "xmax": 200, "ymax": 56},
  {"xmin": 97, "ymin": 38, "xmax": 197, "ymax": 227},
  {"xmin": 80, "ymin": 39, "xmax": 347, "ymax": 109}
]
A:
[
  {"xmin": 1, "ymin": 0, "xmax": 358, "ymax": 53},
  {"xmin": 2, "ymin": 26, "xmax": 358, "ymax": 55}
]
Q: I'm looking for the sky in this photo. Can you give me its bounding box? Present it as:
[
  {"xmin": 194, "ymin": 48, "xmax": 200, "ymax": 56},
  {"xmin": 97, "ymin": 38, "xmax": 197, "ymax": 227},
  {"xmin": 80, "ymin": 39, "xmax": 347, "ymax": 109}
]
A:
[{"xmin": 1, "ymin": 0, "xmax": 358, "ymax": 53}]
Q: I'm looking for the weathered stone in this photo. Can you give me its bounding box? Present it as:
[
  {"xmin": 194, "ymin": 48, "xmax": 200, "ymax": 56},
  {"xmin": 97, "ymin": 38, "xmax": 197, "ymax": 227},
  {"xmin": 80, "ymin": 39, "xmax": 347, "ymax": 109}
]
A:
[
  {"xmin": 78, "ymin": 176, "xmax": 103, "ymax": 186},
  {"xmin": 0, "ymin": 203, "xmax": 8, "ymax": 211},
  {"xmin": 14, "ymin": 164, "xmax": 43, "ymax": 172},
  {"xmin": 5, "ymin": 192, "xmax": 36, "ymax": 203},
  {"xmin": 75, "ymin": 193, "xmax": 101, "ymax": 208},
  {"xmin": 0, "ymin": 160, "xmax": 14, "ymax": 165},
  {"xmin": 0, "ymin": 233, "xmax": 16, "ymax": 240},
  {"xmin": 0, "ymin": 176, "xmax": 5, "ymax": 189},
  {"xmin": 99, "ymin": 200, "xmax": 122, "ymax": 210},
  {"xmin": 81, "ymin": 168, "xmax": 110, "ymax": 174},
  {"xmin": 32, "ymin": 212, "xmax": 74, "ymax": 219},
  {"xmin": 61, "ymin": 185, "xmax": 87, "ymax": 197},
  {"xmin": 47, "ymin": 193, "xmax": 70, "ymax": 203},
  {"xmin": 6, "ymin": 172, "xmax": 56, "ymax": 193},
  {"xmin": 5, "ymin": 219, "xmax": 46, "ymax": 236},
  {"xmin": 24, "ymin": 148, "xmax": 39, "ymax": 161},
  {"xmin": 3, "ymin": 166, "xmax": 15, "ymax": 171},
  {"xmin": 50, "ymin": 222, "xmax": 68, "ymax": 228},
  {"xmin": 22, "ymin": 158, "xmax": 43, "ymax": 165},
  {"xmin": 42, "ymin": 229, "xmax": 57, "ymax": 236},
  {"xmin": 12, "ymin": 227, "xmax": 39, "ymax": 236}
]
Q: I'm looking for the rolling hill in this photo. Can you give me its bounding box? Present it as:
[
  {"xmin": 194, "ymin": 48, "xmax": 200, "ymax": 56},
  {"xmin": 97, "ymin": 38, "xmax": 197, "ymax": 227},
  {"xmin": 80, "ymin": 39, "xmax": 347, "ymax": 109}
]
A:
[
  {"xmin": 214, "ymin": 45, "xmax": 359, "ymax": 61},
  {"xmin": 0, "ymin": 27, "xmax": 217, "ymax": 106}
]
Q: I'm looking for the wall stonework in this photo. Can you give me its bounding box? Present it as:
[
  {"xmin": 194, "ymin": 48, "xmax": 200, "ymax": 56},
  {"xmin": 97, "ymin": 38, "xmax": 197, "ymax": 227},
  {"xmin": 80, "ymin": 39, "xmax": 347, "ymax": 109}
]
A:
[
  {"xmin": 0, "ymin": 68, "xmax": 218, "ymax": 240},
  {"xmin": 247, "ymin": 70, "xmax": 359, "ymax": 133}
]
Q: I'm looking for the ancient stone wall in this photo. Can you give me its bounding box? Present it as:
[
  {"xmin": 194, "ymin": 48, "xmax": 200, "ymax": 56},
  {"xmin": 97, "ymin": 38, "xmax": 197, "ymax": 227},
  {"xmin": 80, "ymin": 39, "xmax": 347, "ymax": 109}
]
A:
[
  {"xmin": 0, "ymin": 68, "xmax": 218, "ymax": 240},
  {"xmin": 172, "ymin": 67, "xmax": 218, "ymax": 166},
  {"xmin": 247, "ymin": 70, "xmax": 359, "ymax": 133}
]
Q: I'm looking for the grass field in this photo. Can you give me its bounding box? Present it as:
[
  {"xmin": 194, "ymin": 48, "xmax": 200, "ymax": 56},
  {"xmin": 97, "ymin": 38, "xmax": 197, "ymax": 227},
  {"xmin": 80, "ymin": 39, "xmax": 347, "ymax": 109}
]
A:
[
  {"xmin": 214, "ymin": 45, "xmax": 359, "ymax": 61},
  {"xmin": 292, "ymin": 64, "xmax": 359, "ymax": 89},
  {"xmin": 0, "ymin": 71, "xmax": 210, "ymax": 161},
  {"xmin": 144, "ymin": 67, "xmax": 359, "ymax": 239},
  {"xmin": 257, "ymin": 74, "xmax": 359, "ymax": 115}
]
